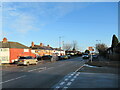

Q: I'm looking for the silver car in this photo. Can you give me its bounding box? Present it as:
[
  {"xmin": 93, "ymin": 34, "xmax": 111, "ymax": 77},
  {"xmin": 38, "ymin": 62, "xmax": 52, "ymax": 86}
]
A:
[
  {"xmin": 17, "ymin": 56, "xmax": 38, "ymax": 66},
  {"xmin": 82, "ymin": 54, "xmax": 89, "ymax": 59}
]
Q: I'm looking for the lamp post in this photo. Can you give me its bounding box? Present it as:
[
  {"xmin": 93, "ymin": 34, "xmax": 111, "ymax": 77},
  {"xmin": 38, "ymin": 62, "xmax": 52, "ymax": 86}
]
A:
[{"xmin": 59, "ymin": 36, "xmax": 61, "ymax": 56}]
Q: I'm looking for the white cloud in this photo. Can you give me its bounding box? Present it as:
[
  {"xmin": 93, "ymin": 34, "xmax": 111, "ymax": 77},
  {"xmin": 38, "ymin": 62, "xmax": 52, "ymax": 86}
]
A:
[
  {"xmin": 11, "ymin": 13, "xmax": 39, "ymax": 34},
  {"xmin": 3, "ymin": 3, "xmax": 41, "ymax": 35},
  {"xmin": 2, "ymin": 2, "xmax": 93, "ymax": 35}
]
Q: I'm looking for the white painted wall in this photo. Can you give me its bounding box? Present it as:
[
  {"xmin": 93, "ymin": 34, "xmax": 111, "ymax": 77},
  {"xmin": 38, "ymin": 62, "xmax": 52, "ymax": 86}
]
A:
[
  {"xmin": 52, "ymin": 50, "xmax": 65, "ymax": 56},
  {"xmin": 0, "ymin": 48, "xmax": 10, "ymax": 63}
]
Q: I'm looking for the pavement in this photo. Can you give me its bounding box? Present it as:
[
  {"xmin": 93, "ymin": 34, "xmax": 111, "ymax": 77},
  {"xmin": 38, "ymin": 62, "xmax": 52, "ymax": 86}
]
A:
[{"xmin": 53, "ymin": 63, "xmax": 119, "ymax": 89}]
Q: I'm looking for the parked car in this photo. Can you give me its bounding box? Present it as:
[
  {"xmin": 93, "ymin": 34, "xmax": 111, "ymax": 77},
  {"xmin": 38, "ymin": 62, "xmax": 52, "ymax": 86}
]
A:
[
  {"xmin": 58, "ymin": 55, "xmax": 68, "ymax": 60},
  {"xmin": 92, "ymin": 55, "xmax": 98, "ymax": 59},
  {"xmin": 82, "ymin": 54, "xmax": 89, "ymax": 59},
  {"xmin": 17, "ymin": 56, "xmax": 38, "ymax": 66},
  {"xmin": 67, "ymin": 55, "xmax": 71, "ymax": 59},
  {"xmin": 37, "ymin": 56, "xmax": 42, "ymax": 61},
  {"xmin": 42, "ymin": 55, "xmax": 52, "ymax": 60}
]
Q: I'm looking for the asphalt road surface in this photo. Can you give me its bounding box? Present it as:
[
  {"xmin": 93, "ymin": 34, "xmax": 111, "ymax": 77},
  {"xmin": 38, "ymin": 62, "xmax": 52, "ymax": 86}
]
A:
[{"xmin": 1, "ymin": 57, "xmax": 87, "ymax": 88}]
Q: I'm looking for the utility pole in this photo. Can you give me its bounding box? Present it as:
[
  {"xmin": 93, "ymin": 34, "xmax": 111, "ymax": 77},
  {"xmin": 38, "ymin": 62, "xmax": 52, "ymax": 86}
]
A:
[
  {"xmin": 59, "ymin": 36, "xmax": 61, "ymax": 56},
  {"xmin": 62, "ymin": 41, "xmax": 64, "ymax": 50}
]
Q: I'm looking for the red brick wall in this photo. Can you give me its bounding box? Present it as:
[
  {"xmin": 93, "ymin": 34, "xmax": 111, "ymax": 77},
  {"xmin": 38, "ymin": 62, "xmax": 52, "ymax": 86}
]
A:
[{"xmin": 9, "ymin": 48, "xmax": 36, "ymax": 63}]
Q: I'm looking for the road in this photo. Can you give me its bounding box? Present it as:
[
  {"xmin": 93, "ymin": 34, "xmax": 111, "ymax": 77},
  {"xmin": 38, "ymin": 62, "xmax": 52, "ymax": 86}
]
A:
[{"xmin": 1, "ymin": 57, "xmax": 87, "ymax": 88}]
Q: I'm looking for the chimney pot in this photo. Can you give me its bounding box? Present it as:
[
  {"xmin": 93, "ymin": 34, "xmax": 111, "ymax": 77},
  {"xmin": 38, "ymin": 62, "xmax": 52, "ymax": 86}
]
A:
[
  {"xmin": 2, "ymin": 37, "xmax": 7, "ymax": 43},
  {"xmin": 40, "ymin": 43, "xmax": 43, "ymax": 47},
  {"xmin": 47, "ymin": 45, "xmax": 50, "ymax": 47},
  {"xmin": 31, "ymin": 42, "xmax": 34, "ymax": 47}
]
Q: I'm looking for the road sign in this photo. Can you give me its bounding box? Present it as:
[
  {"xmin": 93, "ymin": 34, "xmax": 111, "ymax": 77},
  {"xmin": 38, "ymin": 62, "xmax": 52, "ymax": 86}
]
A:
[{"xmin": 88, "ymin": 47, "xmax": 94, "ymax": 51}]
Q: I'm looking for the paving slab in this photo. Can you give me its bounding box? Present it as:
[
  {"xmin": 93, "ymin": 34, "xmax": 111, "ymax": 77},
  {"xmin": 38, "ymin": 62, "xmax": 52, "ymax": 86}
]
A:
[{"xmin": 69, "ymin": 72, "xmax": 119, "ymax": 88}]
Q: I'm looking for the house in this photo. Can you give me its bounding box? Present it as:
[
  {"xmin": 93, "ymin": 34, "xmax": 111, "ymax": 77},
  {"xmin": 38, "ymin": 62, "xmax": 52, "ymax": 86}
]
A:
[
  {"xmin": 53, "ymin": 48, "xmax": 65, "ymax": 56},
  {"xmin": 65, "ymin": 50, "xmax": 82, "ymax": 56},
  {"xmin": 30, "ymin": 42, "xmax": 54, "ymax": 56},
  {"xmin": 106, "ymin": 43, "xmax": 120, "ymax": 61},
  {"xmin": 0, "ymin": 38, "xmax": 36, "ymax": 63},
  {"xmin": 30, "ymin": 42, "xmax": 65, "ymax": 56}
]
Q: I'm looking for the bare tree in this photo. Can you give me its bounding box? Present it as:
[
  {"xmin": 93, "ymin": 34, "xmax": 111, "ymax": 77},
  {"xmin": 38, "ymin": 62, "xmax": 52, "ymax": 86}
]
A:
[
  {"xmin": 95, "ymin": 43, "xmax": 108, "ymax": 57},
  {"xmin": 63, "ymin": 43, "xmax": 72, "ymax": 51},
  {"xmin": 96, "ymin": 43, "xmax": 108, "ymax": 52},
  {"xmin": 72, "ymin": 40, "xmax": 79, "ymax": 51}
]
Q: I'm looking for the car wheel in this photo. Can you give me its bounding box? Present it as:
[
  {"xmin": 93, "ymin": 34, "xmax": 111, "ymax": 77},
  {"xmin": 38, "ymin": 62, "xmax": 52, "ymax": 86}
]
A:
[
  {"xmin": 26, "ymin": 62, "xmax": 29, "ymax": 66},
  {"xmin": 17, "ymin": 64, "xmax": 20, "ymax": 66},
  {"xmin": 35, "ymin": 62, "xmax": 38, "ymax": 65}
]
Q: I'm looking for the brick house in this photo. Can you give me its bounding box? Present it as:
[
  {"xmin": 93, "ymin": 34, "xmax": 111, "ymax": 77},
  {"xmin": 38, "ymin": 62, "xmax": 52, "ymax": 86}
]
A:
[
  {"xmin": 30, "ymin": 42, "xmax": 65, "ymax": 56},
  {"xmin": 0, "ymin": 38, "xmax": 36, "ymax": 63},
  {"xmin": 30, "ymin": 42, "xmax": 54, "ymax": 56}
]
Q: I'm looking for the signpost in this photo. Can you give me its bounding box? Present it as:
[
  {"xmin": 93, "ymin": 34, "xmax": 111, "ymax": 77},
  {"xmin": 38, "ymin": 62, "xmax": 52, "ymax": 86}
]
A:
[{"xmin": 88, "ymin": 47, "xmax": 94, "ymax": 62}]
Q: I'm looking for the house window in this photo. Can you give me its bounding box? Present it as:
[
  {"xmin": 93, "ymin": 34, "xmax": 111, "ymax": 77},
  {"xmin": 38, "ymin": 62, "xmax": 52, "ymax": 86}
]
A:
[
  {"xmin": 24, "ymin": 49, "xmax": 29, "ymax": 52},
  {"xmin": 0, "ymin": 48, "xmax": 8, "ymax": 51},
  {"xmin": 35, "ymin": 51, "xmax": 38, "ymax": 53}
]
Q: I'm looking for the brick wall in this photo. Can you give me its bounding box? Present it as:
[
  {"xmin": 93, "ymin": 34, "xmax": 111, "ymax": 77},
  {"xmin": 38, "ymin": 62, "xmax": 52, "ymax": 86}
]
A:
[{"xmin": 9, "ymin": 48, "xmax": 36, "ymax": 63}]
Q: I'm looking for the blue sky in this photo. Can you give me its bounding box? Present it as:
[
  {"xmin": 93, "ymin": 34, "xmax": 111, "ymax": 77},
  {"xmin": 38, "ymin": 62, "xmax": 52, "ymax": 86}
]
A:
[{"xmin": 1, "ymin": 2, "xmax": 118, "ymax": 51}]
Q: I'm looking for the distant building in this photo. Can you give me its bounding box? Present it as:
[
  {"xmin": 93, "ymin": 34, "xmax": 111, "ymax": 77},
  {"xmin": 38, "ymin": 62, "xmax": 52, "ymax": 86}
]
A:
[
  {"xmin": 30, "ymin": 42, "xmax": 54, "ymax": 56},
  {"xmin": 0, "ymin": 38, "xmax": 36, "ymax": 63},
  {"xmin": 30, "ymin": 42, "xmax": 65, "ymax": 56},
  {"xmin": 53, "ymin": 48, "xmax": 65, "ymax": 56},
  {"xmin": 65, "ymin": 50, "xmax": 81, "ymax": 55}
]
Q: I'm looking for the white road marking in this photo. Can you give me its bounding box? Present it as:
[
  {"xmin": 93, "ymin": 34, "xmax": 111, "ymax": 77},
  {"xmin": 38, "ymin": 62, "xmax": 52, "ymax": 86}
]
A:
[
  {"xmin": 28, "ymin": 67, "xmax": 46, "ymax": 72},
  {"xmin": 0, "ymin": 75, "xmax": 26, "ymax": 84},
  {"xmin": 70, "ymin": 74, "xmax": 74, "ymax": 76},
  {"xmin": 75, "ymin": 74, "xmax": 79, "ymax": 76},
  {"xmin": 68, "ymin": 76, "xmax": 72, "ymax": 78},
  {"xmin": 59, "ymin": 82, "xmax": 65, "ymax": 85},
  {"xmin": 66, "ymin": 82, "xmax": 72, "ymax": 86},
  {"xmin": 64, "ymin": 78, "xmax": 68, "ymax": 81},
  {"xmin": 70, "ymin": 79, "xmax": 75, "ymax": 82},
  {"xmin": 75, "ymin": 65, "xmax": 84, "ymax": 72},
  {"xmin": 55, "ymin": 86, "xmax": 60, "ymax": 88},
  {"xmin": 72, "ymin": 72, "xmax": 76, "ymax": 74},
  {"xmin": 47, "ymin": 67, "xmax": 54, "ymax": 70},
  {"xmin": 77, "ymin": 72, "xmax": 80, "ymax": 74},
  {"xmin": 73, "ymin": 76, "xmax": 77, "ymax": 78},
  {"xmin": 63, "ymin": 87, "xmax": 68, "ymax": 88},
  {"xmin": 38, "ymin": 69, "xmax": 45, "ymax": 72}
]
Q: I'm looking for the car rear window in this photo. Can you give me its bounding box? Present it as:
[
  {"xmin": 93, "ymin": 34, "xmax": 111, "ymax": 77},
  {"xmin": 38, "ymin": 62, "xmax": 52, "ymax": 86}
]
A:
[{"xmin": 19, "ymin": 56, "xmax": 33, "ymax": 59}]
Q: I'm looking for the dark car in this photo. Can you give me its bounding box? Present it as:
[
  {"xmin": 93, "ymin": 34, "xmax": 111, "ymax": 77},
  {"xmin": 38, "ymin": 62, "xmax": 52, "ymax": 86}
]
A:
[
  {"xmin": 42, "ymin": 55, "xmax": 52, "ymax": 60},
  {"xmin": 58, "ymin": 56, "xmax": 62, "ymax": 60},
  {"xmin": 67, "ymin": 55, "xmax": 71, "ymax": 59},
  {"xmin": 36, "ymin": 56, "xmax": 42, "ymax": 61},
  {"xmin": 92, "ymin": 55, "xmax": 98, "ymax": 59}
]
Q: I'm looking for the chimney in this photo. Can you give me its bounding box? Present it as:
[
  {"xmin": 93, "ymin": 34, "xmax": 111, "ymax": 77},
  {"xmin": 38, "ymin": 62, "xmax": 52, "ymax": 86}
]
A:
[
  {"xmin": 40, "ymin": 43, "xmax": 43, "ymax": 47},
  {"xmin": 31, "ymin": 42, "xmax": 34, "ymax": 47},
  {"xmin": 47, "ymin": 45, "xmax": 50, "ymax": 47},
  {"xmin": 2, "ymin": 37, "xmax": 7, "ymax": 43}
]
